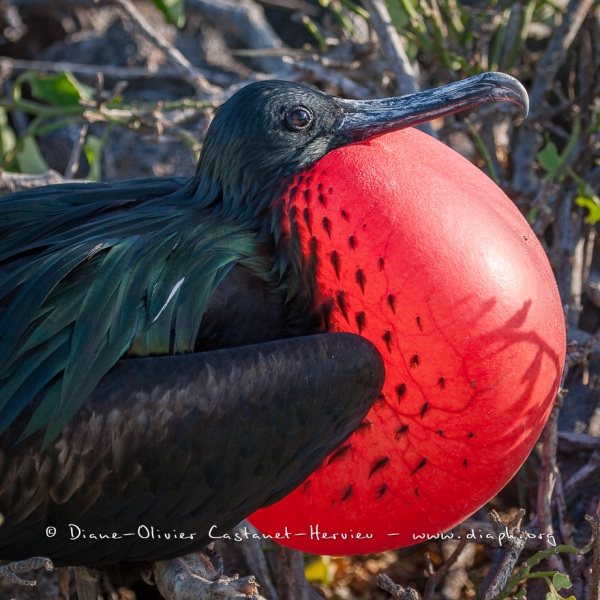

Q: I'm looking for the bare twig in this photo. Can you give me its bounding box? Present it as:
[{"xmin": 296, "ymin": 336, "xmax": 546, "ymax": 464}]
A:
[
  {"xmin": 65, "ymin": 122, "xmax": 89, "ymax": 178},
  {"xmin": 0, "ymin": 169, "xmax": 83, "ymax": 194},
  {"xmin": 565, "ymin": 326, "xmax": 600, "ymax": 371},
  {"xmin": 153, "ymin": 553, "xmax": 263, "ymax": 600},
  {"xmin": 0, "ymin": 557, "xmax": 53, "ymax": 586},
  {"xmin": 537, "ymin": 390, "xmax": 567, "ymax": 574},
  {"xmin": 187, "ymin": 0, "xmax": 289, "ymax": 75},
  {"xmin": 512, "ymin": 0, "xmax": 595, "ymax": 193},
  {"xmin": 360, "ymin": 0, "xmax": 435, "ymax": 137},
  {"xmin": 587, "ymin": 503, "xmax": 600, "ymax": 600},
  {"xmin": 477, "ymin": 122, "xmax": 505, "ymax": 184},
  {"xmin": 528, "ymin": 0, "xmax": 595, "ymax": 113},
  {"xmin": 562, "ymin": 451, "xmax": 600, "ymax": 500},
  {"xmin": 423, "ymin": 538, "xmax": 470, "ymax": 600},
  {"xmin": 555, "ymin": 472, "xmax": 575, "ymax": 549},
  {"xmin": 481, "ymin": 510, "xmax": 527, "ymax": 600},
  {"xmin": 234, "ymin": 522, "xmax": 280, "ymax": 600},
  {"xmin": 558, "ymin": 431, "xmax": 600, "ymax": 453},
  {"xmin": 359, "ymin": 0, "xmax": 417, "ymax": 97},
  {"xmin": 286, "ymin": 57, "xmax": 375, "ymax": 98},
  {"xmin": 568, "ymin": 228, "xmax": 588, "ymax": 329},
  {"xmin": 109, "ymin": 0, "xmax": 218, "ymax": 95},
  {"xmin": 377, "ymin": 573, "xmax": 421, "ymax": 600},
  {"xmin": 554, "ymin": 192, "xmax": 585, "ymax": 316},
  {"xmin": 525, "ymin": 451, "xmax": 600, "ymax": 540},
  {"xmin": 530, "ymin": 179, "xmax": 569, "ymax": 237},
  {"xmin": 0, "ymin": 55, "xmax": 237, "ymax": 86},
  {"xmin": 553, "ymin": 472, "xmax": 589, "ymax": 600},
  {"xmin": 270, "ymin": 545, "xmax": 321, "ymax": 600}
]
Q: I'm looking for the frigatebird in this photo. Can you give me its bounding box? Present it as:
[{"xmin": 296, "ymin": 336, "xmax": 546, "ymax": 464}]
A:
[{"xmin": 0, "ymin": 73, "xmax": 528, "ymax": 593}]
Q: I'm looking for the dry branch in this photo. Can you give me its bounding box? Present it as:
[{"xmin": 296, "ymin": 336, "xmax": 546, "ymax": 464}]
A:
[
  {"xmin": 512, "ymin": 0, "xmax": 595, "ymax": 193},
  {"xmin": 423, "ymin": 539, "xmax": 470, "ymax": 600},
  {"xmin": 536, "ymin": 392, "xmax": 565, "ymax": 567},
  {"xmin": 481, "ymin": 511, "xmax": 527, "ymax": 600},
  {"xmin": 153, "ymin": 553, "xmax": 263, "ymax": 600},
  {"xmin": 0, "ymin": 557, "xmax": 53, "ymax": 587},
  {"xmin": 187, "ymin": 0, "xmax": 289, "ymax": 75},
  {"xmin": 359, "ymin": 0, "xmax": 417, "ymax": 97},
  {"xmin": 0, "ymin": 55, "xmax": 235, "ymax": 86},
  {"xmin": 270, "ymin": 545, "xmax": 321, "ymax": 600},
  {"xmin": 377, "ymin": 573, "xmax": 421, "ymax": 600},
  {"xmin": 0, "ymin": 169, "xmax": 82, "ymax": 193},
  {"xmin": 588, "ymin": 504, "xmax": 600, "ymax": 600},
  {"xmin": 110, "ymin": 0, "xmax": 218, "ymax": 94},
  {"xmin": 360, "ymin": 0, "xmax": 434, "ymax": 137}
]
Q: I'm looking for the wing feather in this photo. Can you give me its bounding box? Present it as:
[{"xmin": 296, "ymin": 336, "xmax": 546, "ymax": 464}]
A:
[{"xmin": 0, "ymin": 179, "xmax": 271, "ymax": 446}]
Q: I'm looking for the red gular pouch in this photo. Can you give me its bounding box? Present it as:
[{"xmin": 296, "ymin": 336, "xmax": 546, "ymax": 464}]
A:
[{"xmin": 249, "ymin": 127, "xmax": 565, "ymax": 556}]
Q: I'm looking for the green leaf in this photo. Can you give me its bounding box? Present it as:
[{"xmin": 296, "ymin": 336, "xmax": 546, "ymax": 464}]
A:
[
  {"xmin": 551, "ymin": 573, "xmax": 572, "ymax": 592},
  {"xmin": 16, "ymin": 137, "xmax": 48, "ymax": 174},
  {"xmin": 386, "ymin": 0, "xmax": 411, "ymax": 30},
  {"xmin": 152, "ymin": 0, "xmax": 186, "ymax": 27},
  {"xmin": 0, "ymin": 108, "xmax": 16, "ymax": 159},
  {"xmin": 538, "ymin": 120, "xmax": 581, "ymax": 182},
  {"xmin": 546, "ymin": 580, "xmax": 561, "ymax": 600},
  {"xmin": 84, "ymin": 135, "xmax": 103, "ymax": 182},
  {"xmin": 537, "ymin": 140, "xmax": 563, "ymax": 180},
  {"xmin": 19, "ymin": 71, "xmax": 94, "ymax": 107},
  {"xmin": 499, "ymin": 545, "xmax": 582, "ymax": 600},
  {"xmin": 575, "ymin": 196, "xmax": 600, "ymax": 224}
]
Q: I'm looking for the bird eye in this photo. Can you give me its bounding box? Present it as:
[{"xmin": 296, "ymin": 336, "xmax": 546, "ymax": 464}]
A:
[{"xmin": 286, "ymin": 106, "xmax": 314, "ymax": 131}]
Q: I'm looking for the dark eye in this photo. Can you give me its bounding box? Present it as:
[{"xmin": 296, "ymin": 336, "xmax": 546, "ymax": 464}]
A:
[{"xmin": 285, "ymin": 106, "xmax": 313, "ymax": 131}]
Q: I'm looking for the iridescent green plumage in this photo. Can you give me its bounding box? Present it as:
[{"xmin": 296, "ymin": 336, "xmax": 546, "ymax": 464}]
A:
[{"xmin": 0, "ymin": 178, "xmax": 277, "ymax": 446}]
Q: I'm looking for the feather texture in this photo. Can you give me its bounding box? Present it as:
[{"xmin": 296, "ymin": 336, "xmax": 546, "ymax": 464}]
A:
[
  {"xmin": 0, "ymin": 333, "xmax": 384, "ymax": 565},
  {"xmin": 0, "ymin": 178, "xmax": 277, "ymax": 446}
]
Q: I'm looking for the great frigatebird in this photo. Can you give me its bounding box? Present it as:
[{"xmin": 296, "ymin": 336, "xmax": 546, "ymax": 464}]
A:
[{"xmin": 0, "ymin": 73, "xmax": 528, "ymax": 589}]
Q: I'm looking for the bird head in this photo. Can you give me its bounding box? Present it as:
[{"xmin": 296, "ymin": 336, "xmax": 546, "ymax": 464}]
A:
[
  {"xmin": 192, "ymin": 73, "xmax": 528, "ymax": 223},
  {"xmin": 193, "ymin": 80, "xmax": 343, "ymax": 221}
]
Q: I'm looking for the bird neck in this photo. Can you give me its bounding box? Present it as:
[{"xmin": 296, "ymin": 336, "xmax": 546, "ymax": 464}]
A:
[
  {"xmin": 270, "ymin": 166, "xmax": 327, "ymax": 331},
  {"xmin": 184, "ymin": 166, "xmax": 321, "ymax": 336}
]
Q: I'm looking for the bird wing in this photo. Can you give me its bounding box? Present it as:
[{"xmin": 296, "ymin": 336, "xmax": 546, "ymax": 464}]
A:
[
  {"xmin": 0, "ymin": 179, "xmax": 269, "ymax": 447},
  {"xmin": 0, "ymin": 333, "xmax": 384, "ymax": 565}
]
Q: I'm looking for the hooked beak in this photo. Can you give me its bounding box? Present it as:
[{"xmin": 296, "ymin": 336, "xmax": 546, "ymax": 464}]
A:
[{"xmin": 333, "ymin": 72, "xmax": 529, "ymax": 142}]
